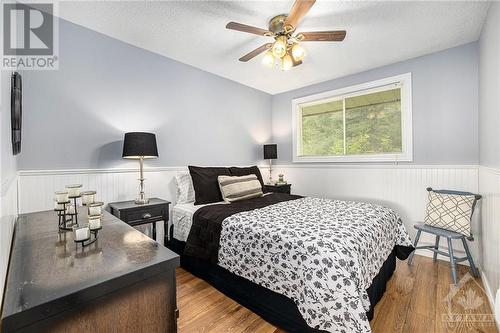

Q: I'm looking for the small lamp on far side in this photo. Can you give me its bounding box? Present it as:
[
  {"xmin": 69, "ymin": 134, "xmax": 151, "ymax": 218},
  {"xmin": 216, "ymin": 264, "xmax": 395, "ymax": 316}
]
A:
[{"xmin": 263, "ymin": 144, "xmax": 278, "ymax": 184}]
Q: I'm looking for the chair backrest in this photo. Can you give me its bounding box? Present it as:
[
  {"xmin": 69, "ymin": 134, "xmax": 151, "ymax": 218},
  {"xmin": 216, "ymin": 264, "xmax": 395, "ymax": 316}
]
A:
[
  {"xmin": 426, "ymin": 187, "xmax": 482, "ymax": 216},
  {"xmin": 424, "ymin": 187, "xmax": 481, "ymax": 240}
]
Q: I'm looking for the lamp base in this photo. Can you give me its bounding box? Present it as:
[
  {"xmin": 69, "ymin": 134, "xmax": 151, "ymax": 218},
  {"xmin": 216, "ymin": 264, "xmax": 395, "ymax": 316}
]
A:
[
  {"xmin": 134, "ymin": 199, "xmax": 149, "ymax": 205},
  {"xmin": 135, "ymin": 158, "xmax": 149, "ymax": 205},
  {"xmin": 135, "ymin": 189, "xmax": 149, "ymax": 205},
  {"xmin": 135, "ymin": 195, "xmax": 149, "ymax": 205}
]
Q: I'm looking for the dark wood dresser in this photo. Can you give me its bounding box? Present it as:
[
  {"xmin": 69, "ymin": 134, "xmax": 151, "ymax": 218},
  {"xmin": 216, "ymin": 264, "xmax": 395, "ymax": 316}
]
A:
[{"xmin": 0, "ymin": 208, "xmax": 179, "ymax": 332}]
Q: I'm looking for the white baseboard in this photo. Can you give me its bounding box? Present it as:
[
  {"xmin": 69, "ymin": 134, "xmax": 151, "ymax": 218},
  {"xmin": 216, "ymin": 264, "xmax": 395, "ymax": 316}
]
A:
[{"xmin": 481, "ymin": 271, "xmax": 498, "ymax": 326}]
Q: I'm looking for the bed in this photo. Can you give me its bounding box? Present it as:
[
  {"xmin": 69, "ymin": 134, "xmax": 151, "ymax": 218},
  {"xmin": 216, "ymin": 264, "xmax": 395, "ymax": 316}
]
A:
[{"xmin": 169, "ymin": 188, "xmax": 414, "ymax": 332}]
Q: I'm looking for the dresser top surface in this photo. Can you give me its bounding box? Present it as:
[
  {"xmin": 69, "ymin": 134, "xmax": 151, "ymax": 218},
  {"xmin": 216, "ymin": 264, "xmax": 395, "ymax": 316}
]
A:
[{"xmin": 1, "ymin": 208, "xmax": 179, "ymax": 327}]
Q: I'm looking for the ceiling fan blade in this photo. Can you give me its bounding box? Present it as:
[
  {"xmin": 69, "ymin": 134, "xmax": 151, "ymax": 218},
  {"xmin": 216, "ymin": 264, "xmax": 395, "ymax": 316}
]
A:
[
  {"xmin": 226, "ymin": 22, "xmax": 271, "ymax": 36},
  {"xmin": 239, "ymin": 43, "xmax": 272, "ymax": 62},
  {"xmin": 284, "ymin": 0, "xmax": 316, "ymax": 31},
  {"xmin": 298, "ymin": 30, "xmax": 346, "ymax": 41}
]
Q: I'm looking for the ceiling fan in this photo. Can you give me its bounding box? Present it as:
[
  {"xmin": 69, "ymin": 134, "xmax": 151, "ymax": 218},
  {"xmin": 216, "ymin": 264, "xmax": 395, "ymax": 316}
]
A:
[{"xmin": 226, "ymin": 0, "xmax": 346, "ymax": 71}]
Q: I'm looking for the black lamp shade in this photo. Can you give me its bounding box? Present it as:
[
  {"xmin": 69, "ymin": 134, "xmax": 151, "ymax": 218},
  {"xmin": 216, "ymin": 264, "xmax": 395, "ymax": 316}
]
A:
[
  {"xmin": 263, "ymin": 144, "xmax": 277, "ymax": 160},
  {"xmin": 122, "ymin": 132, "xmax": 158, "ymax": 159}
]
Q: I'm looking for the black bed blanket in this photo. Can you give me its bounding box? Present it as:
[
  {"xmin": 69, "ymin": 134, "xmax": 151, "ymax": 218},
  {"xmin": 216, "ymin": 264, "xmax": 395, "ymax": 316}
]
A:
[{"xmin": 184, "ymin": 193, "xmax": 302, "ymax": 263}]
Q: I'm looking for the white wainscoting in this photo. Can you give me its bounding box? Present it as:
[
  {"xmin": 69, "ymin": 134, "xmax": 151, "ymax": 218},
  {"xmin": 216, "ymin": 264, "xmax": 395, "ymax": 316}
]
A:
[
  {"xmin": 478, "ymin": 166, "xmax": 500, "ymax": 320},
  {"xmin": 19, "ymin": 165, "xmax": 481, "ymax": 256},
  {"xmin": 18, "ymin": 167, "xmax": 185, "ymax": 214},
  {"xmin": 14, "ymin": 164, "xmax": 496, "ymax": 317},
  {"xmin": 18, "ymin": 164, "xmax": 481, "ymax": 262},
  {"xmin": 17, "ymin": 167, "xmax": 187, "ymax": 246},
  {"xmin": 0, "ymin": 175, "xmax": 18, "ymax": 304},
  {"xmin": 266, "ymin": 164, "xmax": 480, "ymax": 263}
]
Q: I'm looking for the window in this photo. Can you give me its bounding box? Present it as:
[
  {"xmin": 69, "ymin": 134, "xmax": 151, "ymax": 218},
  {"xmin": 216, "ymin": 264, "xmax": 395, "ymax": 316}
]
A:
[{"xmin": 292, "ymin": 73, "xmax": 412, "ymax": 162}]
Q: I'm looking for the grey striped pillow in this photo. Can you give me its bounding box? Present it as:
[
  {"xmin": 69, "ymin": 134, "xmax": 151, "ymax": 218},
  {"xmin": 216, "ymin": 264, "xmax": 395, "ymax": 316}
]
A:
[{"xmin": 218, "ymin": 174, "xmax": 263, "ymax": 203}]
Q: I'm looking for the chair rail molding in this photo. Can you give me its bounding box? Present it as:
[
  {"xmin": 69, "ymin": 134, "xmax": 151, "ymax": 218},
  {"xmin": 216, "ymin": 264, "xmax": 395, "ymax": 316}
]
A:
[{"xmin": 17, "ymin": 166, "xmax": 186, "ymax": 176}]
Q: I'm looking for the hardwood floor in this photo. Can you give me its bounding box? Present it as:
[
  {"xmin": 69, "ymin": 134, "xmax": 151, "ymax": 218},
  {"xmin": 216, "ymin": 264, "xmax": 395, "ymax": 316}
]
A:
[{"xmin": 177, "ymin": 255, "xmax": 497, "ymax": 333}]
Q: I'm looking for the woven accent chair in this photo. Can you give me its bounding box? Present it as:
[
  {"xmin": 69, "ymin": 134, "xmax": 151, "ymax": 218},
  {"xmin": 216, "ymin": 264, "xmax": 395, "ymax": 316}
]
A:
[{"xmin": 408, "ymin": 187, "xmax": 481, "ymax": 285}]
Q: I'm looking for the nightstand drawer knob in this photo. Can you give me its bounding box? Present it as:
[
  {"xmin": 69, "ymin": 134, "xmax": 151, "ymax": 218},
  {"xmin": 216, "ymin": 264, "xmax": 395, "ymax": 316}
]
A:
[{"xmin": 142, "ymin": 213, "xmax": 152, "ymax": 219}]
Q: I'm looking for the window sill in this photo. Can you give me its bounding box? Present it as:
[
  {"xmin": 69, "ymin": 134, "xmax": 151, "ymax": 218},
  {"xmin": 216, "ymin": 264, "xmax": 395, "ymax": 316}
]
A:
[{"xmin": 293, "ymin": 153, "xmax": 413, "ymax": 163}]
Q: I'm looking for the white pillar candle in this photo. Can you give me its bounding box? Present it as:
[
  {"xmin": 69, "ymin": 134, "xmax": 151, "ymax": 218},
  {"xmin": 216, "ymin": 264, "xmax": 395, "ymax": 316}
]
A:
[
  {"xmin": 88, "ymin": 215, "xmax": 102, "ymax": 230},
  {"xmin": 88, "ymin": 202, "xmax": 103, "ymax": 216},
  {"xmin": 66, "ymin": 184, "xmax": 82, "ymax": 197},
  {"xmin": 81, "ymin": 191, "xmax": 96, "ymax": 205},
  {"xmin": 74, "ymin": 226, "xmax": 90, "ymax": 241},
  {"xmin": 66, "ymin": 204, "xmax": 76, "ymax": 215},
  {"xmin": 55, "ymin": 191, "xmax": 69, "ymax": 203}
]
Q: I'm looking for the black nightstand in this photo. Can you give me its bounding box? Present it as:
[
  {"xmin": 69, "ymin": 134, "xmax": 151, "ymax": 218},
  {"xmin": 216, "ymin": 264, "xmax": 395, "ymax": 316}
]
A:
[
  {"xmin": 263, "ymin": 183, "xmax": 292, "ymax": 194},
  {"xmin": 108, "ymin": 198, "xmax": 170, "ymax": 246}
]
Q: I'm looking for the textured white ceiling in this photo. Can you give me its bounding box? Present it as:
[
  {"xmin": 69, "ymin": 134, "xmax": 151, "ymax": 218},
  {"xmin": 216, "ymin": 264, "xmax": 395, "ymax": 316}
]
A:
[{"xmin": 57, "ymin": 1, "xmax": 490, "ymax": 94}]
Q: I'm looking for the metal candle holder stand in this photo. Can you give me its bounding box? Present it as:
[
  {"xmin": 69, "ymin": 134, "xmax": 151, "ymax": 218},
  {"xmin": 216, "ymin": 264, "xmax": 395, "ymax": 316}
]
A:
[
  {"xmin": 74, "ymin": 227, "xmax": 102, "ymax": 248},
  {"xmin": 54, "ymin": 201, "xmax": 74, "ymax": 231},
  {"xmin": 55, "ymin": 193, "xmax": 102, "ymax": 248},
  {"xmin": 68, "ymin": 195, "xmax": 81, "ymax": 224}
]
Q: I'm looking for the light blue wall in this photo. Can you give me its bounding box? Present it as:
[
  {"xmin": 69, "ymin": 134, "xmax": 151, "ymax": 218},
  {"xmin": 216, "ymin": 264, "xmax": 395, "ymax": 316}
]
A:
[
  {"xmin": 18, "ymin": 18, "xmax": 480, "ymax": 169},
  {"xmin": 0, "ymin": 70, "xmax": 18, "ymax": 310},
  {"xmin": 1, "ymin": 71, "xmax": 17, "ymax": 180},
  {"xmin": 18, "ymin": 19, "xmax": 272, "ymax": 170},
  {"xmin": 478, "ymin": 2, "xmax": 500, "ymax": 308},
  {"xmin": 479, "ymin": 3, "xmax": 500, "ymax": 169},
  {"xmin": 271, "ymin": 42, "xmax": 479, "ymax": 165}
]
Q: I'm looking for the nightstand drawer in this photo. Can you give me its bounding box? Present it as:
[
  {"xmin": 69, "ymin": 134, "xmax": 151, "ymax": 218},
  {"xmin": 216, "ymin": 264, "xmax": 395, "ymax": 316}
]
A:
[
  {"xmin": 109, "ymin": 198, "xmax": 170, "ymax": 245},
  {"xmin": 122, "ymin": 206, "xmax": 166, "ymax": 224},
  {"xmin": 263, "ymin": 184, "xmax": 291, "ymax": 194}
]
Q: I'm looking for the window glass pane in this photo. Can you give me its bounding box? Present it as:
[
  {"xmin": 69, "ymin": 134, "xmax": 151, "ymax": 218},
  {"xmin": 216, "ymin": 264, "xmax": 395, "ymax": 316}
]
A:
[
  {"xmin": 345, "ymin": 88, "xmax": 402, "ymax": 155},
  {"xmin": 300, "ymin": 100, "xmax": 343, "ymax": 156}
]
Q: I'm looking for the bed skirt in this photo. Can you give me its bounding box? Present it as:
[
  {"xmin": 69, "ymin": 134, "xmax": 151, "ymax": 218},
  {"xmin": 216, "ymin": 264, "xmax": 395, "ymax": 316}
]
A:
[{"xmin": 168, "ymin": 233, "xmax": 412, "ymax": 332}]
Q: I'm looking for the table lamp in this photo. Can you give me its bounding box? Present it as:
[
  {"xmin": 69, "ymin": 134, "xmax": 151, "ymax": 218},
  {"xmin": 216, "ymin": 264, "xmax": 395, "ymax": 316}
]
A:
[
  {"xmin": 122, "ymin": 132, "xmax": 158, "ymax": 204},
  {"xmin": 263, "ymin": 144, "xmax": 277, "ymax": 184}
]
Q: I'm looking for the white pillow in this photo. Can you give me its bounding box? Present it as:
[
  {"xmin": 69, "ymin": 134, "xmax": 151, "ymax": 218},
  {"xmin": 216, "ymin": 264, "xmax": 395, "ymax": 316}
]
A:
[{"xmin": 175, "ymin": 171, "xmax": 195, "ymax": 203}]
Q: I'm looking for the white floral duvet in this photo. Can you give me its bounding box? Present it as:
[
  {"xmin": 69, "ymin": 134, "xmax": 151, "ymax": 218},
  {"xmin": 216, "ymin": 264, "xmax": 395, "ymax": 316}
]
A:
[{"xmin": 218, "ymin": 197, "xmax": 413, "ymax": 332}]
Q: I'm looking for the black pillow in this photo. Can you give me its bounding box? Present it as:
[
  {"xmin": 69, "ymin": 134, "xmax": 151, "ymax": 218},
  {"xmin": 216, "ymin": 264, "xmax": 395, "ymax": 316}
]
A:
[
  {"xmin": 188, "ymin": 166, "xmax": 231, "ymax": 205},
  {"xmin": 229, "ymin": 166, "xmax": 265, "ymax": 188}
]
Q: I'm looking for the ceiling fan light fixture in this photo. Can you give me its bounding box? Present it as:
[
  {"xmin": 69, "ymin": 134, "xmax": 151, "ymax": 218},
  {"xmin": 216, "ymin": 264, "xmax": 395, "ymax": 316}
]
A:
[
  {"xmin": 281, "ymin": 53, "xmax": 293, "ymax": 71},
  {"xmin": 292, "ymin": 43, "xmax": 306, "ymax": 61},
  {"xmin": 262, "ymin": 51, "xmax": 275, "ymax": 68},
  {"xmin": 227, "ymin": 0, "xmax": 346, "ymax": 71},
  {"xmin": 272, "ymin": 36, "xmax": 287, "ymax": 58}
]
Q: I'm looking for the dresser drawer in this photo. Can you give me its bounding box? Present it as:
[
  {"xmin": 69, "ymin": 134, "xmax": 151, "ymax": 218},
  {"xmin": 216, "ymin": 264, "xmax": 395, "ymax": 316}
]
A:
[{"xmin": 122, "ymin": 205, "xmax": 166, "ymax": 224}]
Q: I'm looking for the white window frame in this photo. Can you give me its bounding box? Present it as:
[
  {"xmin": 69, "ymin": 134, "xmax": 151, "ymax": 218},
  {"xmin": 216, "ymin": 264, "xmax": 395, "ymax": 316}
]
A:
[{"xmin": 292, "ymin": 73, "xmax": 413, "ymax": 163}]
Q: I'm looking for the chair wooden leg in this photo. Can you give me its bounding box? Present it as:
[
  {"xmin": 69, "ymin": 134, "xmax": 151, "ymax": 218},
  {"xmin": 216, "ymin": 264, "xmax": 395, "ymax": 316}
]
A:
[
  {"xmin": 462, "ymin": 237, "xmax": 479, "ymax": 278},
  {"xmin": 447, "ymin": 237, "xmax": 458, "ymax": 285},
  {"xmin": 433, "ymin": 235, "xmax": 440, "ymax": 262},
  {"xmin": 408, "ymin": 230, "xmax": 421, "ymax": 266}
]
